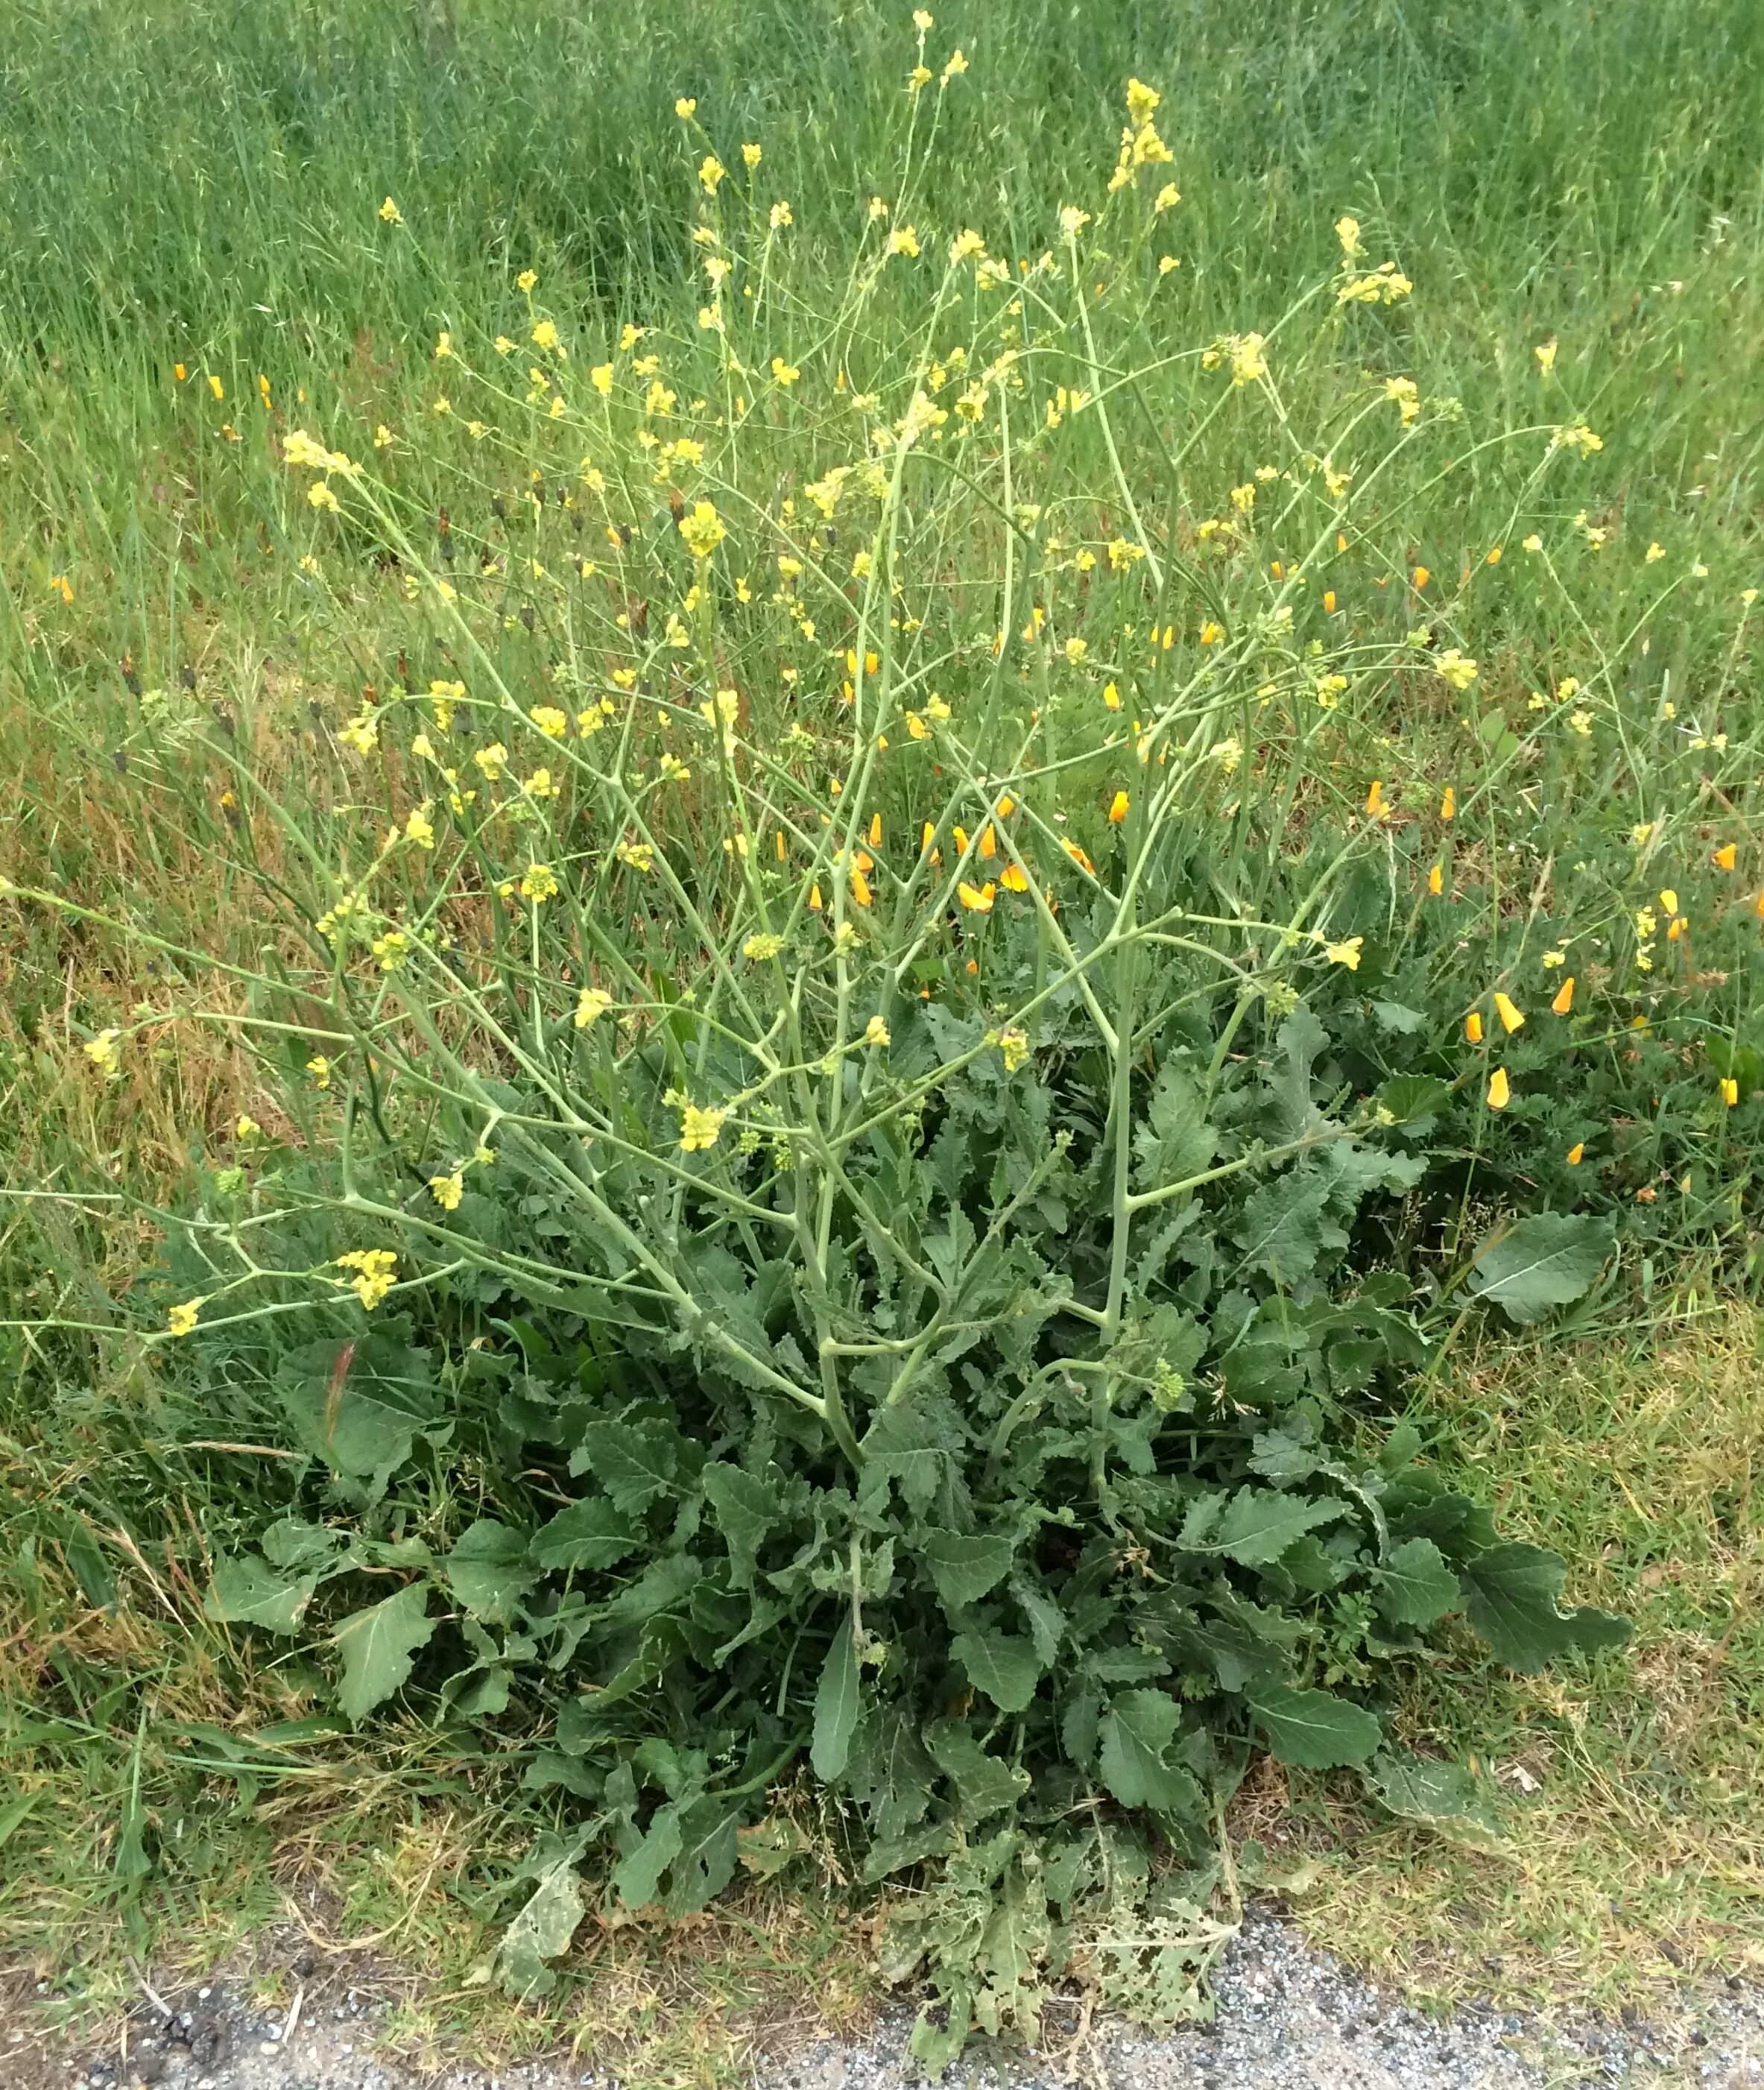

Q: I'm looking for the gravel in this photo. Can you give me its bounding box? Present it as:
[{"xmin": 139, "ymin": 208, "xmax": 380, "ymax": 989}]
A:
[{"xmin": 13, "ymin": 1910, "xmax": 1763, "ymax": 2090}]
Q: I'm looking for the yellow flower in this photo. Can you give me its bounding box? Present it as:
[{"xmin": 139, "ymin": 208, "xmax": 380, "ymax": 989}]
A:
[
  {"xmin": 1658, "ymin": 887, "xmax": 1679, "ymax": 915},
  {"xmin": 1535, "ymin": 340, "xmax": 1558, "ymax": 376},
  {"xmin": 885, "ymin": 224, "xmax": 920, "ymax": 258},
  {"xmin": 1335, "ymin": 214, "xmax": 1362, "ymax": 260},
  {"xmin": 1198, "ymin": 619, "xmax": 1225, "ymax": 645},
  {"xmin": 235, "ymin": 1114, "xmax": 261, "ymax": 1140},
  {"xmin": 768, "ymin": 201, "xmax": 793, "ymax": 230},
  {"xmin": 531, "ymin": 318, "xmax": 563, "ymax": 355},
  {"xmin": 1427, "ymin": 862, "xmax": 1444, "ymax": 897},
  {"xmin": 519, "ymin": 863, "xmax": 560, "ymax": 903},
  {"xmin": 1364, "ymin": 780, "xmax": 1385, "ymax": 819},
  {"xmin": 1713, "ymin": 842, "xmax": 1737, "ymax": 871},
  {"xmin": 957, "ymin": 880, "xmax": 996, "ymax": 912},
  {"xmin": 1062, "ymin": 839, "xmax": 1096, "ymax": 876},
  {"xmin": 1646, "ymin": 542, "xmax": 1665, "ymax": 563},
  {"xmin": 207, "ymin": 373, "xmax": 225, "ymax": 401},
  {"xmin": 1493, "ymin": 991, "xmax": 1526, "ymax": 1034},
  {"xmin": 335, "ymin": 1248, "xmax": 398, "ymax": 1311},
  {"xmin": 770, "ymin": 356, "xmax": 800, "ymax": 385},
  {"xmin": 379, "ymin": 197, "xmax": 403, "ymax": 223},
  {"xmin": 1440, "ymin": 784, "xmax": 1456, "ymax": 821},
  {"xmin": 1721, "ymin": 1077, "xmax": 1739, "ymax": 1108},
  {"xmin": 1486, "ymin": 1067, "xmax": 1511, "ymax": 1111},
  {"xmin": 529, "ymin": 704, "xmax": 569, "ymax": 739},
  {"xmin": 999, "ymin": 1026, "xmax": 1030, "ymax": 1073},
  {"xmin": 1324, "ymin": 937, "xmax": 1362, "ymax": 970},
  {"xmin": 678, "ymin": 500, "xmax": 727, "ymax": 558},
  {"xmin": 308, "ymin": 482, "xmax": 340, "ymax": 512},
  {"xmin": 167, "ymin": 1298, "xmax": 203, "ymax": 1337},
  {"xmin": 83, "ymin": 1029, "xmax": 122, "ymax": 1078},
  {"xmin": 864, "ymin": 1014, "xmax": 891, "ymax": 1047},
  {"xmin": 517, "ymin": 268, "xmax": 538, "ymax": 291},
  {"xmin": 850, "ymin": 865, "xmax": 873, "ymax": 907},
  {"xmin": 306, "ymin": 1055, "xmax": 332, "ymax": 1090},
  {"xmin": 1108, "ymin": 790, "xmax": 1130, "ymax": 824},
  {"xmin": 1465, "ymin": 1011, "xmax": 1484, "ymax": 1044},
  {"xmin": 674, "ymin": 96, "xmax": 697, "ymax": 118},
  {"xmin": 1566, "ymin": 1141, "xmax": 1584, "ymax": 1166},
  {"xmin": 1551, "ymin": 976, "xmax": 1575, "ymax": 1016},
  {"xmin": 575, "ymin": 986, "xmax": 614, "ymax": 1029},
  {"xmin": 1435, "ymin": 648, "xmax": 1478, "ymax": 692},
  {"xmin": 742, "ymin": 142, "xmax": 762, "ymax": 168},
  {"xmin": 699, "ymin": 154, "xmax": 727, "ymax": 194},
  {"xmin": 679, "ymin": 1103, "xmax": 728, "ymax": 1152},
  {"xmin": 999, "ymin": 862, "xmax": 1029, "ymax": 892},
  {"xmin": 429, "ymin": 1171, "xmax": 464, "ymax": 1211},
  {"xmin": 473, "ymin": 742, "xmax": 508, "ymax": 780}
]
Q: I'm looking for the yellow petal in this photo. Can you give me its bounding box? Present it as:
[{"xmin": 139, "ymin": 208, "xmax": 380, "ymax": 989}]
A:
[
  {"xmin": 1487, "ymin": 1067, "xmax": 1510, "ymax": 1110},
  {"xmin": 1551, "ymin": 976, "xmax": 1575, "ymax": 1015},
  {"xmin": 1493, "ymin": 991, "xmax": 1526, "ymax": 1034}
]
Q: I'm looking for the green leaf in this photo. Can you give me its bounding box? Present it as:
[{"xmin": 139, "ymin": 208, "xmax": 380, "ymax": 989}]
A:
[
  {"xmin": 1468, "ymin": 1214, "xmax": 1614, "ymax": 1326},
  {"xmin": 663, "ymin": 1794, "xmax": 740, "ymax": 1916},
  {"xmin": 701, "ymin": 1464, "xmax": 778, "ymax": 1588},
  {"xmin": 811, "ymin": 1616, "xmax": 861, "ymax": 1780},
  {"xmin": 1375, "ymin": 1537, "xmax": 1460, "ymax": 1626},
  {"xmin": 205, "ymin": 1555, "xmax": 317, "ymax": 1636},
  {"xmin": 528, "ymin": 1497, "xmax": 642, "ymax": 1573},
  {"xmin": 1132, "ymin": 1057, "xmax": 1216, "ymax": 1191},
  {"xmin": 613, "ymin": 1805, "xmax": 683, "ymax": 1910},
  {"xmin": 497, "ymin": 1860, "xmax": 584, "ymax": 1996},
  {"xmin": 1248, "ymin": 1685, "xmax": 1382, "ymax": 1767},
  {"xmin": 1097, "ymin": 1690, "xmax": 1204, "ymax": 1818},
  {"xmin": 1368, "ymin": 1752, "xmax": 1508, "ymax": 1853},
  {"xmin": 1212, "ymin": 1486, "xmax": 1350, "ymax": 1568},
  {"xmin": 332, "ymin": 1582, "xmax": 434, "ymax": 1721},
  {"xmin": 1374, "ymin": 1073, "xmax": 1450, "ymax": 1129},
  {"xmin": 446, "ymin": 1519, "xmax": 537, "ymax": 1624},
  {"xmin": 570, "ymin": 1418, "xmax": 686, "ymax": 1512},
  {"xmin": 1460, "ymin": 1543, "xmax": 1631, "ymax": 1673},
  {"xmin": 951, "ymin": 1627, "xmax": 1043, "ymax": 1712},
  {"xmin": 923, "ymin": 1720, "xmax": 1030, "ymax": 1824},
  {"xmin": 917, "ymin": 1529, "xmax": 1015, "ymax": 1609},
  {"xmin": 276, "ymin": 1332, "xmax": 434, "ymax": 1486}
]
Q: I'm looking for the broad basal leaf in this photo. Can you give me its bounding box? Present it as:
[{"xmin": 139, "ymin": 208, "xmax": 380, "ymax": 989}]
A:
[
  {"xmin": 528, "ymin": 1497, "xmax": 643, "ymax": 1573},
  {"xmin": 1374, "ymin": 1536, "xmax": 1460, "ymax": 1627},
  {"xmin": 811, "ymin": 1616, "xmax": 861, "ymax": 1779},
  {"xmin": 1248, "ymin": 1684, "xmax": 1381, "ymax": 1767},
  {"xmin": 1098, "ymin": 1690, "xmax": 1204, "ymax": 1819},
  {"xmin": 1468, "ymin": 1214, "xmax": 1614, "ymax": 1326},
  {"xmin": 917, "ymin": 1528, "xmax": 1015, "ymax": 1609},
  {"xmin": 1211, "ymin": 1486, "xmax": 1351, "ymax": 1568},
  {"xmin": 496, "ymin": 1860, "xmax": 584, "ymax": 1996},
  {"xmin": 950, "ymin": 1626, "xmax": 1043, "ymax": 1712},
  {"xmin": 205, "ymin": 1554, "xmax": 317, "ymax": 1636},
  {"xmin": 332, "ymin": 1582, "xmax": 434, "ymax": 1721},
  {"xmin": 701, "ymin": 1462, "xmax": 778, "ymax": 1588},
  {"xmin": 1368, "ymin": 1751, "xmax": 1507, "ymax": 1853},
  {"xmin": 446, "ymin": 1518, "xmax": 537, "ymax": 1624},
  {"xmin": 570, "ymin": 1418, "xmax": 689, "ymax": 1512},
  {"xmin": 1460, "ymin": 1543, "xmax": 1630, "ymax": 1672}
]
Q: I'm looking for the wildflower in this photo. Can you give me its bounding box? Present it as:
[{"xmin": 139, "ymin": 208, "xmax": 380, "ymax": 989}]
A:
[
  {"xmin": 531, "ymin": 318, "xmax": 563, "ymax": 355},
  {"xmin": 1552, "ymin": 423, "xmax": 1604, "ymax": 458},
  {"xmin": 519, "ymin": 863, "xmax": 560, "ymax": 903},
  {"xmin": 83, "ymin": 1028, "xmax": 122, "ymax": 1078},
  {"xmin": 1713, "ymin": 842, "xmax": 1737, "ymax": 871},
  {"xmin": 850, "ymin": 865, "xmax": 872, "ymax": 907},
  {"xmin": 1154, "ymin": 182, "xmax": 1180, "ymax": 212},
  {"xmin": 1062, "ymin": 839, "xmax": 1096, "ymax": 876},
  {"xmin": 1324, "ymin": 936, "xmax": 1363, "ymax": 970},
  {"xmin": 1158, "ymin": 255, "xmax": 1180, "ymax": 276},
  {"xmin": 379, "ymin": 197, "xmax": 402, "ymax": 223},
  {"xmin": 1721, "ymin": 1077, "xmax": 1739, "ymax": 1108},
  {"xmin": 529, "ymin": 704, "xmax": 569, "ymax": 739},
  {"xmin": 1492, "ymin": 991, "xmax": 1525, "ymax": 1034},
  {"xmin": 1107, "ymin": 538, "xmax": 1145, "ymax": 572},
  {"xmin": 335, "ymin": 1248, "xmax": 399, "ymax": 1311},
  {"xmin": 167, "ymin": 1298, "xmax": 203, "ymax": 1338},
  {"xmin": 309, "ymin": 482, "xmax": 340, "ymax": 512},
  {"xmin": 1365, "ymin": 780, "xmax": 1385, "ymax": 818},
  {"xmin": 575, "ymin": 986, "xmax": 614, "ymax": 1029},
  {"xmin": 699, "ymin": 154, "xmax": 727, "ymax": 194},
  {"xmin": 999, "ymin": 862, "xmax": 1029, "ymax": 892},
  {"xmin": 674, "ymin": 96, "xmax": 696, "ymax": 118},
  {"xmin": 1523, "ymin": 532, "xmax": 1543, "ymax": 552},
  {"xmin": 679, "ymin": 1103, "xmax": 727, "ymax": 1152},
  {"xmin": 679, "ymin": 500, "xmax": 727, "ymax": 558},
  {"xmin": 1440, "ymin": 784, "xmax": 1456, "ymax": 821},
  {"xmin": 1566, "ymin": 1141, "xmax": 1584, "ymax": 1166},
  {"xmin": 1103, "ymin": 681, "xmax": 1122, "ymax": 710},
  {"xmin": 1552, "ymin": 976, "xmax": 1575, "ymax": 1015},
  {"xmin": 1109, "ymin": 790, "xmax": 1130, "ymax": 823},
  {"xmin": 590, "ymin": 361, "xmax": 614, "ymax": 397},
  {"xmin": 864, "ymin": 1014, "xmax": 891, "ymax": 1047},
  {"xmin": 1435, "ymin": 648, "xmax": 1478, "ymax": 692},
  {"xmin": 1486, "ymin": 1067, "xmax": 1511, "ymax": 1111},
  {"xmin": 1227, "ymin": 332, "xmax": 1268, "ymax": 385},
  {"xmin": 1058, "ymin": 205, "xmax": 1091, "ymax": 239},
  {"xmin": 1646, "ymin": 542, "xmax": 1665, "ymax": 563},
  {"xmin": 1428, "ymin": 862, "xmax": 1444, "ymax": 896},
  {"xmin": 1385, "ymin": 376, "xmax": 1420, "ymax": 425},
  {"xmin": 615, "ymin": 840, "xmax": 655, "ymax": 873},
  {"xmin": 1335, "ymin": 214, "xmax": 1362, "ymax": 260},
  {"xmin": 958, "ymin": 880, "xmax": 996, "ymax": 912},
  {"xmin": 1535, "ymin": 340, "xmax": 1558, "ymax": 376},
  {"xmin": 207, "ymin": 374, "xmax": 225, "ymax": 400},
  {"xmin": 885, "ymin": 224, "xmax": 920, "ymax": 258},
  {"xmin": 1465, "ymin": 1011, "xmax": 1484, "ymax": 1044},
  {"xmin": 999, "ymin": 1026, "xmax": 1030, "ymax": 1072},
  {"xmin": 1198, "ymin": 619, "xmax": 1225, "ymax": 645},
  {"xmin": 473, "ymin": 742, "xmax": 508, "ymax": 780},
  {"xmin": 769, "ymin": 201, "xmax": 794, "ymax": 230},
  {"xmin": 771, "ymin": 356, "xmax": 800, "ymax": 385},
  {"xmin": 949, "ymin": 227, "xmax": 986, "ymax": 263},
  {"xmin": 430, "ymin": 1172, "xmax": 464, "ymax": 1211},
  {"xmin": 307, "ymin": 1055, "xmax": 332, "ymax": 1090},
  {"xmin": 1569, "ymin": 710, "xmax": 1593, "ymax": 736},
  {"xmin": 742, "ymin": 142, "xmax": 762, "ymax": 168}
]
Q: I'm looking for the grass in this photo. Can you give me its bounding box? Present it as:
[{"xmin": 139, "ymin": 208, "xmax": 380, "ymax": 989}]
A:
[{"xmin": 2, "ymin": 0, "xmax": 1763, "ymax": 2070}]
